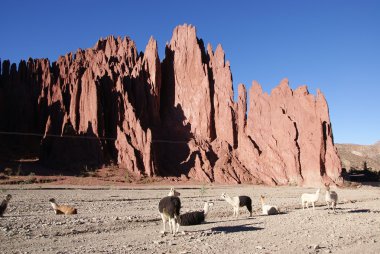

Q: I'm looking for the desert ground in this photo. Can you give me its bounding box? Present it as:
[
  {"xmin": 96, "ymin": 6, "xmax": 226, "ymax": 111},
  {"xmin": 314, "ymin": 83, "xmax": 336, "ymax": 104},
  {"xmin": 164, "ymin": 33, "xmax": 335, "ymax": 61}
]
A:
[{"xmin": 1, "ymin": 184, "xmax": 380, "ymax": 254}]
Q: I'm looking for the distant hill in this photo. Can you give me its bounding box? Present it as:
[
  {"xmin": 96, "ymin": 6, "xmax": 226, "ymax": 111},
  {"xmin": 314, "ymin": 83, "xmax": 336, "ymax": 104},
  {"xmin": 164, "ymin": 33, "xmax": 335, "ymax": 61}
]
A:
[{"xmin": 336, "ymin": 142, "xmax": 380, "ymax": 171}]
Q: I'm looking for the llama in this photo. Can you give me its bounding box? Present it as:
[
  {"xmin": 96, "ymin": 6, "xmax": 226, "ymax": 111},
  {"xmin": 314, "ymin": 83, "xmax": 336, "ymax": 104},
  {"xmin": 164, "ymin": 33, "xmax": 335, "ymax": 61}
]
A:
[
  {"xmin": 221, "ymin": 192, "xmax": 252, "ymax": 217},
  {"xmin": 158, "ymin": 196, "xmax": 181, "ymax": 235},
  {"xmin": 49, "ymin": 198, "xmax": 77, "ymax": 215},
  {"xmin": 260, "ymin": 195, "xmax": 279, "ymax": 215},
  {"xmin": 180, "ymin": 201, "xmax": 214, "ymax": 226},
  {"xmin": 301, "ymin": 189, "xmax": 320, "ymax": 210},
  {"xmin": 325, "ymin": 184, "xmax": 338, "ymax": 212},
  {"xmin": 168, "ymin": 187, "xmax": 180, "ymax": 197},
  {"xmin": 0, "ymin": 194, "xmax": 12, "ymax": 217}
]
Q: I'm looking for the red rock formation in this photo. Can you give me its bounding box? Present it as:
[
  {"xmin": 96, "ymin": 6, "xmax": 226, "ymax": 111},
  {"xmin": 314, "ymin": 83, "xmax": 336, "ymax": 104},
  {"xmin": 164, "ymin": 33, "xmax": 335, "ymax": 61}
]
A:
[
  {"xmin": 245, "ymin": 79, "xmax": 342, "ymax": 186},
  {"xmin": 161, "ymin": 25, "xmax": 212, "ymax": 140},
  {"xmin": 0, "ymin": 24, "xmax": 342, "ymax": 186},
  {"xmin": 207, "ymin": 44, "xmax": 236, "ymax": 146}
]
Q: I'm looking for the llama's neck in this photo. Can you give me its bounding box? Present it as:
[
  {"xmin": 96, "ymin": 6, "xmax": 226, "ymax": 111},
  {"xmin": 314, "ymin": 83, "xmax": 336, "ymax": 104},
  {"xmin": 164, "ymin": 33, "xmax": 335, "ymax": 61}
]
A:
[
  {"xmin": 50, "ymin": 202, "xmax": 59, "ymax": 210},
  {"xmin": 315, "ymin": 190, "xmax": 320, "ymax": 200},
  {"xmin": 260, "ymin": 198, "xmax": 265, "ymax": 207},
  {"xmin": 224, "ymin": 196, "xmax": 236, "ymax": 207},
  {"xmin": 203, "ymin": 203, "xmax": 210, "ymax": 216}
]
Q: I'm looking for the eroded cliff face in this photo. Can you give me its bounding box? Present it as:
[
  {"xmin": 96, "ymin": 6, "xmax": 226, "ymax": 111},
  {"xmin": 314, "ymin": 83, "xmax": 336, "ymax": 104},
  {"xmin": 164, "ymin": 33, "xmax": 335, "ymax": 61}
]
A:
[{"xmin": 0, "ymin": 24, "xmax": 342, "ymax": 186}]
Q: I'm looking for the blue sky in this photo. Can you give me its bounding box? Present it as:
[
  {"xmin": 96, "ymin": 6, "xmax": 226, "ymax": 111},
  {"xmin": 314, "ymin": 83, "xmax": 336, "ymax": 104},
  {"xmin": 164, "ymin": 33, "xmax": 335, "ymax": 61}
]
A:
[{"xmin": 1, "ymin": 0, "xmax": 379, "ymax": 145}]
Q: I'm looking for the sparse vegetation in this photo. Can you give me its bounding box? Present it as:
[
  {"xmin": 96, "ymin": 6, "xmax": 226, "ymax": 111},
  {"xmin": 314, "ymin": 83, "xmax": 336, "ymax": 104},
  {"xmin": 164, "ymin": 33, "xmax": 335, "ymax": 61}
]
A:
[
  {"xmin": 199, "ymin": 184, "xmax": 207, "ymax": 196},
  {"xmin": 288, "ymin": 180, "xmax": 297, "ymax": 186},
  {"xmin": 125, "ymin": 169, "xmax": 130, "ymax": 183},
  {"xmin": 24, "ymin": 177, "xmax": 37, "ymax": 184},
  {"xmin": 139, "ymin": 177, "xmax": 152, "ymax": 184},
  {"xmin": 80, "ymin": 165, "xmax": 92, "ymax": 177},
  {"xmin": 0, "ymin": 173, "xmax": 9, "ymax": 180},
  {"xmin": 16, "ymin": 164, "xmax": 24, "ymax": 176},
  {"xmin": 4, "ymin": 168, "xmax": 13, "ymax": 176}
]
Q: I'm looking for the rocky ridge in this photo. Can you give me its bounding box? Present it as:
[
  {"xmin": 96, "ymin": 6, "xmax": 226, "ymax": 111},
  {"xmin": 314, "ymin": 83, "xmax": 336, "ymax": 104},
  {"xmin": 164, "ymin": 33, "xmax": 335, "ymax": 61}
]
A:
[
  {"xmin": 336, "ymin": 142, "xmax": 380, "ymax": 171},
  {"xmin": 0, "ymin": 24, "xmax": 342, "ymax": 186}
]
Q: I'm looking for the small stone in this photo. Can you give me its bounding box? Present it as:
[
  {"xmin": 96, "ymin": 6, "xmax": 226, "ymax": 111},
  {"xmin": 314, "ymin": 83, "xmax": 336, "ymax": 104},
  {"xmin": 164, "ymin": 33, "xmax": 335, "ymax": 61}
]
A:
[
  {"xmin": 313, "ymin": 244, "xmax": 320, "ymax": 250},
  {"xmin": 256, "ymin": 246, "xmax": 264, "ymax": 250}
]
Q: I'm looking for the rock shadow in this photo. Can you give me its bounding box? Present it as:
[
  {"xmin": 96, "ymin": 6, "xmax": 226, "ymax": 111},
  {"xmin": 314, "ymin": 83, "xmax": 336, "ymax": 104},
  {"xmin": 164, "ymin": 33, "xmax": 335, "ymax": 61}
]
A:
[
  {"xmin": 154, "ymin": 104, "xmax": 193, "ymax": 177},
  {"xmin": 40, "ymin": 121, "xmax": 103, "ymax": 175},
  {"xmin": 155, "ymin": 46, "xmax": 194, "ymax": 177}
]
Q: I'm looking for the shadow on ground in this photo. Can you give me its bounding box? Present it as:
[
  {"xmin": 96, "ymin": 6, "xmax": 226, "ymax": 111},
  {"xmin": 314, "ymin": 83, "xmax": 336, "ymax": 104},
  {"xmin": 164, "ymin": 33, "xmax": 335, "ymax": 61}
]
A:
[
  {"xmin": 347, "ymin": 209, "xmax": 371, "ymax": 213},
  {"xmin": 211, "ymin": 223, "xmax": 263, "ymax": 234}
]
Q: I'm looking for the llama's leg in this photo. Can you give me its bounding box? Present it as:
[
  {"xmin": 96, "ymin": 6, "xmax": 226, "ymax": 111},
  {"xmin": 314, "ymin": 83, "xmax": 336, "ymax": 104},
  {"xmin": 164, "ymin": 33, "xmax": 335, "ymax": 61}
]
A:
[
  {"xmin": 312, "ymin": 202, "xmax": 315, "ymax": 210},
  {"xmin": 170, "ymin": 218, "xmax": 175, "ymax": 235},
  {"xmin": 170, "ymin": 218, "xmax": 176, "ymax": 235},
  {"xmin": 173, "ymin": 215, "xmax": 179, "ymax": 234},
  {"xmin": 175, "ymin": 219, "xmax": 180, "ymax": 234},
  {"xmin": 247, "ymin": 205, "xmax": 253, "ymax": 217},
  {"xmin": 160, "ymin": 214, "xmax": 166, "ymax": 234},
  {"xmin": 326, "ymin": 201, "xmax": 330, "ymax": 210},
  {"xmin": 168, "ymin": 218, "xmax": 173, "ymax": 234},
  {"xmin": 302, "ymin": 201, "xmax": 305, "ymax": 210}
]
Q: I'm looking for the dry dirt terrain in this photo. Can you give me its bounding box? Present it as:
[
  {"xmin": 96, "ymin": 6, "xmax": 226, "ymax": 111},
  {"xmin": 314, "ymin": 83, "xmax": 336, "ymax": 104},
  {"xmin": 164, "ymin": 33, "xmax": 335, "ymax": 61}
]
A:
[{"xmin": 1, "ymin": 184, "xmax": 380, "ymax": 254}]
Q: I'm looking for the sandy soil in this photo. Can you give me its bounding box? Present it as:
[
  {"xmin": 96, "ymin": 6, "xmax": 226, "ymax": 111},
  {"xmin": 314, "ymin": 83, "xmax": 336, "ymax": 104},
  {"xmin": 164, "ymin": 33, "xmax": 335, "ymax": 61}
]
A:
[{"xmin": 1, "ymin": 184, "xmax": 380, "ymax": 254}]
